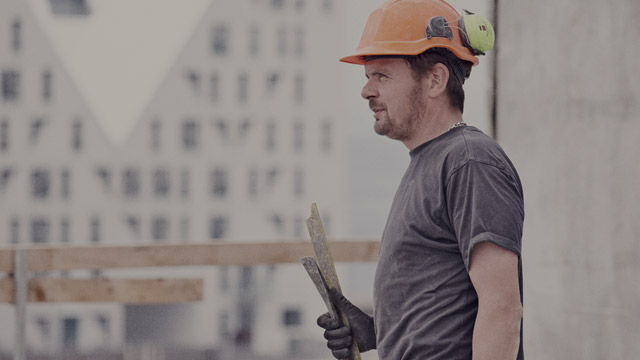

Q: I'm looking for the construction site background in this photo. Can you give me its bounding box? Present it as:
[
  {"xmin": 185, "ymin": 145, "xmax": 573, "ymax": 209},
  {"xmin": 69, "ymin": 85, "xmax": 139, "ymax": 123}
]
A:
[{"xmin": 0, "ymin": 0, "xmax": 638, "ymax": 359}]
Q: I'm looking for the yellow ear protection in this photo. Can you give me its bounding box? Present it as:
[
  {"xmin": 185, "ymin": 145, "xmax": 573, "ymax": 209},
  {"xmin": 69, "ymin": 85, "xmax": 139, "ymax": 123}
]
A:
[
  {"xmin": 426, "ymin": 9, "xmax": 495, "ymax": 56},
  {"xmin": 458, "ymin": 10, "xmax": 495, "ymax": 55}
]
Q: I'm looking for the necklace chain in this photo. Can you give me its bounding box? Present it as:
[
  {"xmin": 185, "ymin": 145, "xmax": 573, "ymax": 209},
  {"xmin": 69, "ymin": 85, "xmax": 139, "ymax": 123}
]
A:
[{"xmin": 448, "ymin": 121, "xmax": 467, "ymax": 131}]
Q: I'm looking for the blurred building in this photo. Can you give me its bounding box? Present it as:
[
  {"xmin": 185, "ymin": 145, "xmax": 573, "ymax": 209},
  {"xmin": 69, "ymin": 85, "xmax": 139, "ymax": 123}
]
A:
[{"xmin": 0, "ymin": 0, "xmax": 348, "ymax": 358}]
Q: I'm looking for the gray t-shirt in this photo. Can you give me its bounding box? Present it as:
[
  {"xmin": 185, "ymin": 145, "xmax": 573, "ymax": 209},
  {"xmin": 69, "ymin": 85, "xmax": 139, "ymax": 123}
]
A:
[{"xmin": 373, "ymin": 126, "xmax": 524, "ymax": 359}]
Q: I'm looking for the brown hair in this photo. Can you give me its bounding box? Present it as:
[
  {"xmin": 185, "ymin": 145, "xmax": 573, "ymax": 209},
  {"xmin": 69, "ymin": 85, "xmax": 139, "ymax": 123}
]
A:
[{"xmin": 405, "ymin": 48, "xmax": 472, "ymax": 113}]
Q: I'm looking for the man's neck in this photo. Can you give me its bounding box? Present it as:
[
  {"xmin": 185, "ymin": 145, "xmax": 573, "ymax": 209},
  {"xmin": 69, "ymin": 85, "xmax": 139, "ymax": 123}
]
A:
[{"xmin": 402, "ymin": 103, "xmax": 463, "ymax": 151}]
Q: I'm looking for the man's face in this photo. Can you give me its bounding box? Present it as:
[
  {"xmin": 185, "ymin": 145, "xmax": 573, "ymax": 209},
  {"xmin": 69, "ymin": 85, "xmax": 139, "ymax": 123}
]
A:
[{"xmin": 361, "ymin": 58, "xmax": 426, "ymax": 141}]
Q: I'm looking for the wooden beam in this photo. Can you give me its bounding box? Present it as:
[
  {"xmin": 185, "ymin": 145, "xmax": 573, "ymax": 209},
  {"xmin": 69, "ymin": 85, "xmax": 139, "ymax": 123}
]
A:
[
  {"xmin": 0, "ymin": 240, "xmax": 379, "ymax": 272},
  {"xmin": 0, "ymin": 278, "xmax": 203, "ymax": 304}
]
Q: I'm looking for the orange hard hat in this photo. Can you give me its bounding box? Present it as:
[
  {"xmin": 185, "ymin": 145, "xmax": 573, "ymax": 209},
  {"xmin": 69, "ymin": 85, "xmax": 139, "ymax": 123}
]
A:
[{"xmin": 340, "ymin": 0, "xmax": 479, "ymax": 66}]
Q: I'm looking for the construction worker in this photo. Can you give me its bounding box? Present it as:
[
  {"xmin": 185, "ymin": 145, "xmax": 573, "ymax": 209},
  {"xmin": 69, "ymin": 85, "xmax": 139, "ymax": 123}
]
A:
[{"xmin": 316, "ymin": 0, "xmax": 524, "ymax": 359}]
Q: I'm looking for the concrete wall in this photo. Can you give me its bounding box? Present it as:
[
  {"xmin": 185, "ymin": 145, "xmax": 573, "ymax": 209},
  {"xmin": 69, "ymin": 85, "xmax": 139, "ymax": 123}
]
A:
[{"xmin": 497, "ymin": 0, "xmax": 640, "ymax": 358}]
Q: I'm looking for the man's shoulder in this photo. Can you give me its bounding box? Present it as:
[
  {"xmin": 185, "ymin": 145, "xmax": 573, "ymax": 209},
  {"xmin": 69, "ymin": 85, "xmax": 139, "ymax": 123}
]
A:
[{"xmin": 451, "ymin": 126, "xmax": 510, "ymax": 168}]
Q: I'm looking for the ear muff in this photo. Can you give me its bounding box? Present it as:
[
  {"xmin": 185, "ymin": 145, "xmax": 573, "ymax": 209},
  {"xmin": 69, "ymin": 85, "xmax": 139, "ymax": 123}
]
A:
[
  {"xmin": 425, "ymin": 11, "xmax": 495, "ymax": 56},
  {"xmin": 459, "ymin": 10, "xmax": 495, "ymax": 55}
]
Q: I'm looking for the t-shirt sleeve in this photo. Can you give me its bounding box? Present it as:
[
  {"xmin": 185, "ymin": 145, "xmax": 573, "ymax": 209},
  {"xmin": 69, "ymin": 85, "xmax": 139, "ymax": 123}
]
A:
[{"xmin": 445, "ymin": 160, "xmax": 524, "ymax": 271}]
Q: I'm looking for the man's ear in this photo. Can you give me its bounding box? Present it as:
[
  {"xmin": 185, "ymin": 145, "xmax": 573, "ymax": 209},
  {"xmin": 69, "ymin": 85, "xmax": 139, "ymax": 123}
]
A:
[{"xmin": 424, "ymin": 63, "xmax": 449, "ymax": 97}]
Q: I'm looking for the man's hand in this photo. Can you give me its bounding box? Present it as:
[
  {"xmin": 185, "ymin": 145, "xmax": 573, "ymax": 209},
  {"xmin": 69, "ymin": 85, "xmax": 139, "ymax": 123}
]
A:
[{"xmin": 316, "ymin": 288, "xmax": 376, "ymax": 359}]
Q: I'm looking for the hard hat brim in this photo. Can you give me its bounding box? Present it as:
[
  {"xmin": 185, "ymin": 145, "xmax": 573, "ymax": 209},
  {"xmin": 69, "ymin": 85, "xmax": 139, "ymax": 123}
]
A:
[{"xmin": 340, "ymin": 40, "xmax": 480, "ymax": 66}]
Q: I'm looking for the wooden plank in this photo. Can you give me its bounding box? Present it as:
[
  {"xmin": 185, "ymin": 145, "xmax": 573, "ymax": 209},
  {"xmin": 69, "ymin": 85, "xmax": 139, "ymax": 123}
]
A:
[
  {"xmin": 300, "ymin": 256, "xmax": 338, "ymax": 319},
  {"xmin": 306, "ymin": 204, "xmax": 361, "ymax": 360},
  {"xmin": 0, "ymin": 240, "xmax": 379, "ymax": 272},
  {"xmin": 0, "ymin": 249, "xmax": 12, "ymax": 273},
  {"xmin": 0, "ymin": 279, "xmax": 12, "ymax": 303},
  {"xmin": 0, "ymin": 278, "xmax": 203, "ymax": 304}
]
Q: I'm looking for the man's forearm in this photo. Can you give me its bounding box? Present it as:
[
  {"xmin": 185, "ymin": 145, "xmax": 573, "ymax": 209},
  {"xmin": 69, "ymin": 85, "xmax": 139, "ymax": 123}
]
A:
[{"xmin": 472, "ymin": 301, "xmax": 522, "ymax": 360}]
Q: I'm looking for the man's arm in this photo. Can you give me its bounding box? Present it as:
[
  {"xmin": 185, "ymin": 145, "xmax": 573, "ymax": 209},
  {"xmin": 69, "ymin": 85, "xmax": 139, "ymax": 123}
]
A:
[{"xmin": 468, "ymin": 241, "xmax": 522, "ymax": 360}]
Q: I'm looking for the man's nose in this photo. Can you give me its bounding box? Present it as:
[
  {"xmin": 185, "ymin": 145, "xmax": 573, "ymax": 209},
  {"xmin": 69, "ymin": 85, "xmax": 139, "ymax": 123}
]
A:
[{"xmin": 361, "ymin": 80, "xmax": 378, "ymax": 100}]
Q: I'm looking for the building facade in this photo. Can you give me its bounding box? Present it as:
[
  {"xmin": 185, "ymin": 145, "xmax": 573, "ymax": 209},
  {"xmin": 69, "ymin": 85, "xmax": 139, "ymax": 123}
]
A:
[{"xmin": 0, "ymin": 0, "xmax": 347, "ymax": 357}]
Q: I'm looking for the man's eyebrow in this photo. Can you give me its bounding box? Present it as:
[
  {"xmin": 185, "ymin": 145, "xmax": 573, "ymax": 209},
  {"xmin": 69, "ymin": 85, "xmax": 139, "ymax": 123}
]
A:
[{"xmin": 367, "ymin": 71, "xmax": 387, "ymax": 79}]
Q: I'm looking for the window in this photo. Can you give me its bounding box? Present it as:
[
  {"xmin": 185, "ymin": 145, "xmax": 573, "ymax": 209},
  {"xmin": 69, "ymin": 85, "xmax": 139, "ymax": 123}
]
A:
[
  {"xmin": 152, "ymin": 217, "xmax": 169, "ymax": 241},
  {"xmin": 265, "ymin": 72, "xmax": 280, "ymax": 95},
  {"xmin": 123, "ymin": 168, "xmax": 140, "ymax": 198},
  {"xmin": 96, "ymin": 314, "xmax": 110, "ymax": 341},
  {"xmin": 247, "ymin": 168, "xmax": 258, "ymax": 197},
  {"xmin": 60, "ymin": 218, "xmax": 70, "ymax": 243},
  {"xmin": 289, "ymin": 339, "xmax": 302, "ymax": 356},
  {"xmin": 271, "ymin": 0, "xmax": 285, "ymax": 9},
  {"xmin": 219, "ymin": 267, "xmax": 229, "ymax": 291},
  {"xmin": 153, "ymin": 169, "xmax": 170, "ymax": 198},
  {"xmin": 30, "ymin": 118, "xmax": 46, "ymax": 145},
  {"xmin": 249, "ymin": 26, "xmax": 259, "ymax": 56},
  {"xmin": 239, "ymin": 266, "xmax": 253, "ymax": 289},
  {"xmin": 95, "ymin": 167, "xmax": 111, "ymax": 191},
  {"xmin": 62, "ymin": 317, "xmax": 78, "ymax": 350},
  {"xmin": 294, "ymin": 74, "xmax": 304, "ymax": 104},
  {"xmin": 91, "ymin": 217, "xmax": 100, "ymax": 243},
  {"xmin": 12, "ymin": 19, "xmax": 21, "ymax": 51},
  {"xmin": 42, "ymin": 70, "xmax": 52, "ymax": 101},
  {"xmin": 321, "ymin": 120, "xmax": 332, "ymax": 151},
  {"xmin": 10, "ymin": 218, "xmax": 19, "ymax": 244},
  {"xmin": 293, "ymin": 168, "xmax": 304, "ymax": 197},
  {"xmin": 294, "ymin": 27, "xmax": 305, "ymax": 56},
  {"xmin": 266, "ymin": 122, "xmax": 276, "ymax": 151},
  {"xmin": 60, "ymin": 168, "xmax": 70, "ymax": 199},
  {"xmin": 1, "ymin": 168, "xmax": 13, "ymax": 193},
  {"xmin": 31, "ymin": 218, "xmax": 49, "ymax": 243},
  {"xmin": 219, "ymin": 311, "xmax": 231, "ymax": 339},
  {"xmin": 210, "ymin": 74, "xmax": 220, "ymax": 103},
  {"xmin": 35, "ymin": 317, "xmax": 51, "ymax": 342},
  {"xmin": 266, "ymin": 167, "xmax": 279, "ymax": 189},
  {"xmin": 50, "ymin": 0, "xmax": 91, "ymax": 16},
  {"xmin": 236, "ymin": 305, "xmax": 253, "ymax": 347},
  {"xmin": 209, "ymin": 216, "xmax": 227, "ymax": 239},
  {"xmin": 212, "ymin": 25, "xmax": 229, "ymax": 56},
  {"xmin": 32, "ymin": 169, "xmax": 50, "ymax": 199},
  {"xmin": 277, "ymin": 27, "xmax": 287, "ymax": 56},
  {"xmin": 210, "ymin": 168, "xmax": 228, "ymax": 198},
  {"xmin": 238, "ymin": 118, "xmax": 252, "ymax": 140},
  {"xmin": 180, "ymin": 170, "xmax": 189, "ymax": 198},
  {"xmin": 125, "ymin": 216, "xmax": 140, "ymax": 239},
  {"xmin": 293, "ymin": 122, "xmax": 303, "ymax": 151},
  {"xmin": 270, "ymin": 213, "xmax": 285, "ymax": 233},
  {"xmin": 182, "ymin": 119, "xmax": 199, "ymax": 150},
  {"xmin": 238, "ymin": 73, "xmax": 248, "ymax": 103},
  {"xmin": 0, "ymin": 119, "xmax": 8, "ymax": 151},
  {"xmin": 179, "ymin": 217, "xmax": 189, "ymax": 241},
  {"xmin": 214, "ymin": 118, "xmax": 229, "ymax": 140},
  {"xmin": 151, "ymin": 120, "xmax": 162, "ymax": 151},
  {"xmin": 185, "ymin": 70, "xmax": 200, "ymax": 93},
  {"xmin": 282, "ymin": 308, "xmax": 301, "ymax": 326},
  {"xmin": 1, "ymin": 71, "xmax": 20, "ymax": 101},
  {"xmin": 72, "ymin": 119, "xmax": 82, "ymax": 152}
]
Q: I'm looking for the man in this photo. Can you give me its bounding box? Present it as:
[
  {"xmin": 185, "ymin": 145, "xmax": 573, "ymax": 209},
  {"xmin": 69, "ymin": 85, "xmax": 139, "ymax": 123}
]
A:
[{"xmin": 317, "ymin": 0, "xmax": 524, "ymax": 359}]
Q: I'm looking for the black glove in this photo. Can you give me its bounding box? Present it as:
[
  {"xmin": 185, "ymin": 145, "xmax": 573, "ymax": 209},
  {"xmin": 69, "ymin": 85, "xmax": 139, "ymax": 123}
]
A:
[{"xmin": 317, "ymin": 288, "xmax": 376, "ymax": 359}]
